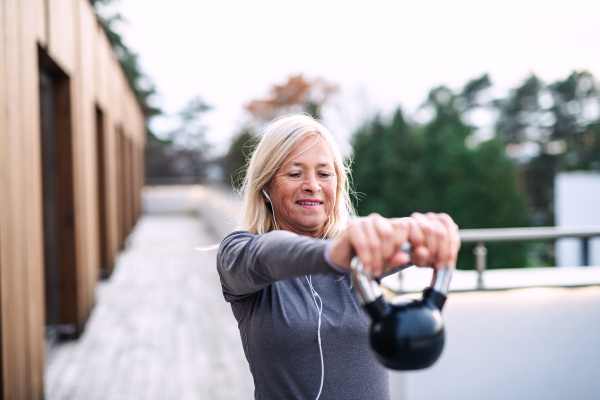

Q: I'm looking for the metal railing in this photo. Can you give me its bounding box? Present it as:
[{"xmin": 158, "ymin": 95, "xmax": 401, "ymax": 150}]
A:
[{"xmin": 459, "ymin": 226, "xmax": 600, "ymax": 289}]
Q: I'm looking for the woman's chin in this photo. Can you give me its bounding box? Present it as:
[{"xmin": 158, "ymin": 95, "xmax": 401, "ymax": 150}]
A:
[{"xmin": 296, "ymin": 220, "xmax": 328, "ymax": 236}]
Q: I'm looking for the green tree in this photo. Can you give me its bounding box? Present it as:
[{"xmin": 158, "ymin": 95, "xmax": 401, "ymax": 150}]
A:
[
  {"xmin": 222, "ymin": 129, "xmax": 257, "ymax": 188},
  {"xmin": 92, "ymin": 0, "xmax": 160, "ymax": 121},
  {"xmin": 493, "ymin": 71, "xmax": 600, "ymax": 226},
  {"xmin": 352, "ymin": 84, "xmax": 528, "ymax": 270},
  {"xmin": 550, "ymin": 71, "xmax": 600, "ymax": 170},
  {"xmin": 145, "ymin": 97, "xmax": 213, "ymax": 181}
]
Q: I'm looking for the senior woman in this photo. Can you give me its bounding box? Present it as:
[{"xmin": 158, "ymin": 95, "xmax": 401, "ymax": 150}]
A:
[{"xmin": 217, "ymin": 114, "xmax": 460, "ymax": 400}]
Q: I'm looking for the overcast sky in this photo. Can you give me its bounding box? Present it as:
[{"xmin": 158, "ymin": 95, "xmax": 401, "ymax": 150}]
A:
[{"xmin": 108, "ymin": 0, "xmax": 600, "ymax": 154}]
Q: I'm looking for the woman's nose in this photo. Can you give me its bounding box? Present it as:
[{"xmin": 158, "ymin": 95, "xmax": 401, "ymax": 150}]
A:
[{"xmin": 302, "ymin": 174, "xmax": 321, "ymax": 193}]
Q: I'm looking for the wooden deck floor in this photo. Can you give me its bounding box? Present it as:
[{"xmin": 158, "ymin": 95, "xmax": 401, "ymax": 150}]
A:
[{"xmin": 45, "ymin": 214, "xmax": 254, "ymax": 400}]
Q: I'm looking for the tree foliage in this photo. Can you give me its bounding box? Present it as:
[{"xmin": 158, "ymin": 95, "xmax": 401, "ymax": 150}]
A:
[
  {"xmin": 145, "ymin": 97, "xmax": 213, "ymax": 181},
  {"xmin": 92, "ymin": 0, "xmax": 160, "ymax": 120},
  {"xmin": 221, "ymin": 129, "xmax": 257, "ymax": 188},
  {"xmin": 351, "ymin": 70, "xmax": 600, "ymax": 268},
  {"xmin": 352, "ymin": 82, "xmax": 528, "ymax": 270},
  {"xmin": 493, "ymin": 71, "xmax": 600, "ymax": 225},
  {"xmin": 245, "ymin": 74, "xmax": 338, "ymax": 125},
  {"xmin": 220, "ymin": 75, "xmax": 338, "ymax": 186},
  {"xmin": 93, "ymin": 1, "xmax": 216, "ymax": 182}
]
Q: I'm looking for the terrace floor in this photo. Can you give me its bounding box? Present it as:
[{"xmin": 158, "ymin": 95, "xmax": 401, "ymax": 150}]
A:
[{"xmin": 45, "ymin": 214, "xmax": 254, "ymax": 400}]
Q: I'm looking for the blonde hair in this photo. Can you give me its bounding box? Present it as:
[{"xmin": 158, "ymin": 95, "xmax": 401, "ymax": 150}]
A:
[{"xmin": 238, "ymin": 114, "xmax": 356, "ymax": 239}]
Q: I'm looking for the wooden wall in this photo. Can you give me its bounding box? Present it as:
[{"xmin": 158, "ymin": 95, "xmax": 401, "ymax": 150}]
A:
[{"xmin": 0, "ymin": 0, "xmax": 145, "ymax": 398}]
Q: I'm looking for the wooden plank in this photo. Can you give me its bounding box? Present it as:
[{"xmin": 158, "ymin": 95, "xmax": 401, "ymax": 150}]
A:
[
  {"xmin": 104, "ymin": 118, "xmax": 118, "ymax": 269},
  {"xmin": 133, "ymin": 144, "xmax": 141, "ymax": 220},
  {"xmin": 32, "ymin": 0, "xmax": 47, "ymax": 47},
  {"xmin": 105, "ymin": 120, "xmax": 118, "ymax": 272},
  {"xmin": 93, "ymin": 20, "xmax": 105, "ymax": 109},
  {"xmin": 2, "ymin": 0, "xmax": 29, "ymax": 396},
  {"xmin": 21, "ymin": 0, "xmax": 46, "ymax": 397},
  {"xmin": 105, "ymin": 53, "xmax": 120, "ymax": 261},
  {"xmin": 74, "ymin": 0, "xmax": 95, "ymax": 324},
  {"xmin": 47, "ymin": 0, "xmax": 75, "ymax": 74},
  {"xmin": 115, "ymin": 126, "xmax": 123, "ymax": 244},
  {"xmin": 124, "ymin": 134, "xmax": 131, "ymax": 235},
  {"xmin": 0, "ymin": 0, "xmax": 9, "ymax": 397},
  {"xmin": 126, "ymin": 137, "xmax": 134, "ymax": 232},
  {"xmin": 45, "ymin": 215, "xmax": 255, "ymax": 400}
]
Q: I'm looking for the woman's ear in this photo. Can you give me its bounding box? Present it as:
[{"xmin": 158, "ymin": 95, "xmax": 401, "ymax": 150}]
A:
[{"xmin": 262, "ymin": 189, "xmax": 271, "ymax": 203}]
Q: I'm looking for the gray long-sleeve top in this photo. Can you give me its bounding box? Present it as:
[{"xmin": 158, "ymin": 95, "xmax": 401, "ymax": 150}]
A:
[{"xmin": 217, "ymin": 230, "xmax": 389, "ymax": 400}]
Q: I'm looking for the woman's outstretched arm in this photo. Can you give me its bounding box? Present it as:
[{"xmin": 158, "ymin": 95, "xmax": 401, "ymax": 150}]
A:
[{"xmin": 217, "ymin": 230, "xmax": 340, "ymax": 300}]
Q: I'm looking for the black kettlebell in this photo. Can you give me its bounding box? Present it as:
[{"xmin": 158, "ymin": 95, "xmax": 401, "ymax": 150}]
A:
[{"xmin": 351, "ymin": 252, "xmax": 453, "ymax": 371}]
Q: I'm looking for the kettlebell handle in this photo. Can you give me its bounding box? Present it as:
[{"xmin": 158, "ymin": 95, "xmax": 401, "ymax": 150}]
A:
[{"xmin": 350, "ymin": 241, "xmax": 453, "ymax": 305}]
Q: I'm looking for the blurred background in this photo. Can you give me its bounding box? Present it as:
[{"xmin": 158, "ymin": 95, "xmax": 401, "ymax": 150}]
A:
[
  {"xmin": 99, "ymin": 0, "xmax": 600, "ymax": 270},
  {"xmin": 1, "ymin": 0, "xmax": 599, "ymax": 399}
]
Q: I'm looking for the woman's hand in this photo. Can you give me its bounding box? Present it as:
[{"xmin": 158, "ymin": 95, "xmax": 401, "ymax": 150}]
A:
[{"xmin": 328, "ymin": 213, "xmax": 460, "ymax": 277}]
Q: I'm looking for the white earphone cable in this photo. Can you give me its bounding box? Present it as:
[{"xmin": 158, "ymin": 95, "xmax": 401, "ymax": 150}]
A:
[
  {"xmin": 306, "ymin": 275, "xmax": 324, "ymax": 400},
  {"xmin": 305, "ymin": 217, "xmax": 330, "ymax": 400}
]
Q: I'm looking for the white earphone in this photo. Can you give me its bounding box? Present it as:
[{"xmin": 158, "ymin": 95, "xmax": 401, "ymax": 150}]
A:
[
  {"xmin": 262, "ymin": 189, "xmax": 271, "ymax": 202},
  {"xmin": 263, "ymin": 188, "xmax": 325, "ymax": 400},
  {"xmin": 262, "ymin": 190, "xmax": 279, "ymax": 231}
]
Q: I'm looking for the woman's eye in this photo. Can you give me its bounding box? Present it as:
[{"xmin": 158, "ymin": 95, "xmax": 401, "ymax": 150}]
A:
[
  {"xmin": 288, "ymin": 173, "xmax": 301, "ymax": 178},
  {"xmin": 319, "ymin": 173, "xmax": 333, "ymax": 178}
]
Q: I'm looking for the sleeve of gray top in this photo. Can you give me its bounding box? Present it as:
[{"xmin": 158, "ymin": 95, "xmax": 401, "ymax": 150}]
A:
[{"xmin": 217, "ymin": 230, "xmax": 341, "ymax": 299}]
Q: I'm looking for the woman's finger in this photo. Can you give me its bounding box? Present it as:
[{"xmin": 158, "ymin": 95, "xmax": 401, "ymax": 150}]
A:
[
  {"xmin": 411, "ymin": 245, "xmax": 432, "ymax": 267},
  {"xmin": 427, "ymin": 212, "xmax": 450, "ymax": 270},
  {"xmin": 386, "ymin": 250, "xmax": 411, "ymax": 268},
  {"xmin": 346, "ymin": 223, "xmax": 370, "ymax": 270},
  {"xmin": 437, "ymin": 213, "xmax": 461, "ymax": 266},
  {"xmin": 362, "ymin": 217, "xmax": 384, "ymax": 276},
  {"xmin": 346, "ymin": 221, "xmax": 376, "ymax": 275},
  {"xmin": 389, "ymin": 217, "xmax": 431, "ymax": 268},
  {"xmin": 390, "ymin": 218, "xmax": 414, "ymax": 249},
  {"xmin": 373, "ymin": 215, "xmax": 395, "ymax": 265},
  {"xmin": 411, "ymin": 212, "xmax": 439, "ymax": 265}
]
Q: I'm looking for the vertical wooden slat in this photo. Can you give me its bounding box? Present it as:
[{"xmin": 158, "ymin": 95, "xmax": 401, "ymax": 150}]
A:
[
  {"xmin": 0, "ymin": 0, "xmax": 8, "ymax": 396},
  {"xmin": 115, "ymin": 126, "xmax": 123, "ymax": 244},
  {"xmin": 33, "ymin": 0, "xmax": 47, "ymax": 47},
  {"xmin": 47, "ymin": 0, "xmax": 75, "ymax": 74},
  {"xmin": 132, "ymin": 141, "xmax": 140, "ymax": 220},
  {"xmin": 3, "ymin": 0, "xmax": 28, "ymax": 396},
  {"xmin": 105, "ymin": 120, "xmax": 118, "ymax": 271},
  {"xmin": 123, "ymin": 131, "xmax": 131, "ymax": 237},
  {"xmin": 127, "ymin": 136, "xmax": 134, "ymax": 232},
  {"xmin": 22, "ymin": 0, "xmax": 46, "ymax": 396},
  {"xmin": 70, "ymin": 0, "xmax": 90, "ymax": 329}
]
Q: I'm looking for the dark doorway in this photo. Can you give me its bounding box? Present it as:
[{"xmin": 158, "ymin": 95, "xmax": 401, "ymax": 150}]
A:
[
  {"xmin": 39, "ymin": 49, "xmax": 79, "ymax": 339},
  {"xmin": 39, "ymin": 69, "xmax": 61, "ymax": 342},
  {"xmin": 116, "ymin": 126, "xmax": 132, "ymax": 244},
  {"xmin": 96, "ymin": 106, "xmax": 110, "ymax": 278}
]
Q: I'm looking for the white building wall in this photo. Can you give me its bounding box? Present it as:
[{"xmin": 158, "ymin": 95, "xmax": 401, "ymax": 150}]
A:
[{"xmin": 554, "ymin": 172, "xmax": 600, "ymax": 266}]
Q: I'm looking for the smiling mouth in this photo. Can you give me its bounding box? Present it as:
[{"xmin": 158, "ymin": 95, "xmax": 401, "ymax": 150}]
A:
[{"xmin": 296, "ymin": 201, "xmax": 322, "ymax": 205}]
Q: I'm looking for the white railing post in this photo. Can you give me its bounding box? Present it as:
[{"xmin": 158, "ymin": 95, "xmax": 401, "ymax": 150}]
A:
[{"xmin": 473, "ymin": 242, "xmax": 487, "ymax": 289}]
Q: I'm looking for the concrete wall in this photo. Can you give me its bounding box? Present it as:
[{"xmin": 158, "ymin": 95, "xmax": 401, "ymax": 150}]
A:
[{"xmin": 554, "ymin": 172, "xmax": 600, "ymax": 266}]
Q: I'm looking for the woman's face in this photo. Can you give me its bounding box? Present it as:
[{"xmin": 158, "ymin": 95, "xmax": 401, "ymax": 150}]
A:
[{"xmin": 267, "ymin": 136, "xmax": 337, "ymax": 238}]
